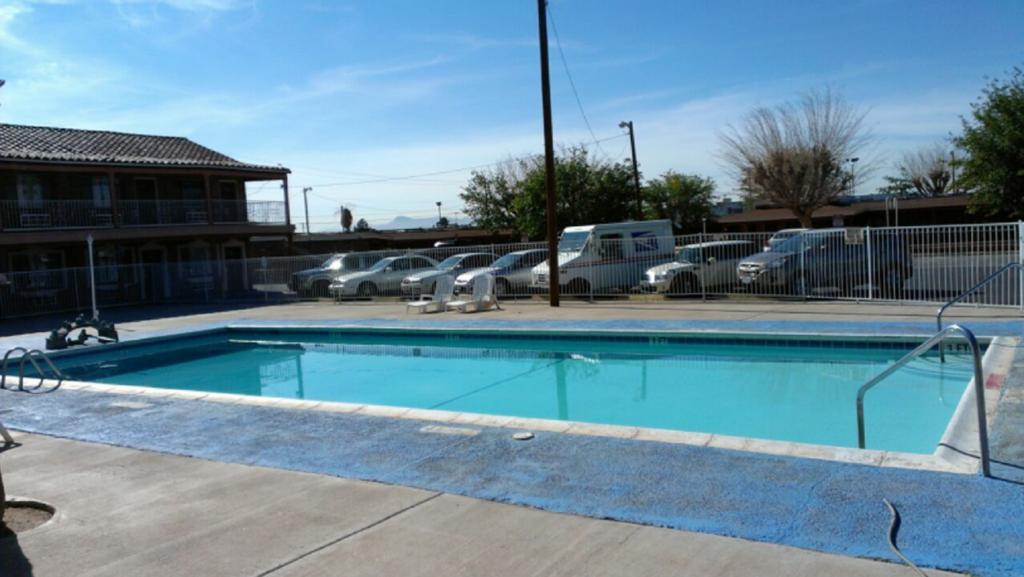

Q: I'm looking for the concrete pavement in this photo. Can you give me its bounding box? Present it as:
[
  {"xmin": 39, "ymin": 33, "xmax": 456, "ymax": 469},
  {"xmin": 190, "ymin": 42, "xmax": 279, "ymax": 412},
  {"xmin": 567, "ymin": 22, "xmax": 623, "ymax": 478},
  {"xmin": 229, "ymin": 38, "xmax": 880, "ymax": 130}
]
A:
[{"xmin": 0, "ymin": 432, "xmax": 956, "ymax": 577}]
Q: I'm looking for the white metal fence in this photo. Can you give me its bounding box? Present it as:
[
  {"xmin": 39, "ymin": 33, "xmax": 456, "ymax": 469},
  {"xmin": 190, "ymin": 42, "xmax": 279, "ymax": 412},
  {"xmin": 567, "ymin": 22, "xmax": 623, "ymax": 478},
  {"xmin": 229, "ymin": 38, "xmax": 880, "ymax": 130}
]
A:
[{"xmin": 1, "ymin": 222, "xmax": 1022, "ymax": 320}]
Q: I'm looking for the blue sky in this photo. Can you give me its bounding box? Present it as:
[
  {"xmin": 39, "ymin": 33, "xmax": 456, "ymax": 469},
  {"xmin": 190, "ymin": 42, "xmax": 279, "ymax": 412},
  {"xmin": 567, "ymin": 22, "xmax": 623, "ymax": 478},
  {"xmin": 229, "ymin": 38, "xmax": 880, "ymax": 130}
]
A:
[{"xmin": 1, "ymin": 0, "xmax": 1021, "ymax": 230}]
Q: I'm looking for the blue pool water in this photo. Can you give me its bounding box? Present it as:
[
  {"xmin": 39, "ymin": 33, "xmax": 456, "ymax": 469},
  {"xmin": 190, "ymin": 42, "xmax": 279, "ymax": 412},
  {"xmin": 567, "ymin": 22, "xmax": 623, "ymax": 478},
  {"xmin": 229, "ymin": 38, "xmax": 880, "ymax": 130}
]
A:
[{"xmin": 57, "ymin": 329, "xmax": 976, "ymax": 454}]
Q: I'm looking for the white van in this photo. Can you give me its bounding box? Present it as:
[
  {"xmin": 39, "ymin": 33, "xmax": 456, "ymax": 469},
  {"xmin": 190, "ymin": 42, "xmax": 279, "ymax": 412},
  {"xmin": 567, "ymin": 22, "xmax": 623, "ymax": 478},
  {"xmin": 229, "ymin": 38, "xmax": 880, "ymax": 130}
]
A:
[{"xmin": 531, "ymin": 220, "xmax": 675, "ymax": 294}]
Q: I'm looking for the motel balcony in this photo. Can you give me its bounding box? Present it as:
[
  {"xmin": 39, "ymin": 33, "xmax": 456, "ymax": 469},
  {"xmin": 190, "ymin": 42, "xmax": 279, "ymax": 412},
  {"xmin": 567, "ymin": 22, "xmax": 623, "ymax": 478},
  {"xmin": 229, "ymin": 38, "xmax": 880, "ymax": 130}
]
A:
[{"xmin": 0, "ymin": 199, "xmax": 288, "ymax": 230}]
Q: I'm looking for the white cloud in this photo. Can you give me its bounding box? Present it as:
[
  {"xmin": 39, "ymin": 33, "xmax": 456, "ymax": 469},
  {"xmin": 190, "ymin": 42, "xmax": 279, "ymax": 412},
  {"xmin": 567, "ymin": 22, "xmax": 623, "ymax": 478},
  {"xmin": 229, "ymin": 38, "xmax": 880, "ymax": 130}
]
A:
[
  {"xmin": 108, "ymin": 0, "xmax": 248, "ymax": 28},
  {"xmin": 110, "ymin": 0, "xmax": 243, "ymax": 12}
]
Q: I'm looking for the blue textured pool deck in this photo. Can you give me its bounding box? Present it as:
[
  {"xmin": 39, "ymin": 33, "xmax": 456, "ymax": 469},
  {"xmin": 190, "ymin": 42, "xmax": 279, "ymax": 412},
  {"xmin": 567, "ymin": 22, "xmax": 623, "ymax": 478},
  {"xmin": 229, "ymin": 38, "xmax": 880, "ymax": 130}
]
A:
[{"xmin": 3, "ymin": 317, "xmax": 1024, "ymax": 577}]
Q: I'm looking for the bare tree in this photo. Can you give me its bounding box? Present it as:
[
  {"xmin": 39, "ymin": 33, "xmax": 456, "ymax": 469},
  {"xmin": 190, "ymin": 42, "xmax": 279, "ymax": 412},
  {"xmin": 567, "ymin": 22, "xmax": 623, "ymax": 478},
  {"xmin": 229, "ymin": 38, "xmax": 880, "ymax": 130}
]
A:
[
  {"xmin": 880, "ymin": 144, "xmax": 953, "ymax": 197},
  {"xmin": 720, "ymin": 89, "xmax": 870, "ymax": 227}
]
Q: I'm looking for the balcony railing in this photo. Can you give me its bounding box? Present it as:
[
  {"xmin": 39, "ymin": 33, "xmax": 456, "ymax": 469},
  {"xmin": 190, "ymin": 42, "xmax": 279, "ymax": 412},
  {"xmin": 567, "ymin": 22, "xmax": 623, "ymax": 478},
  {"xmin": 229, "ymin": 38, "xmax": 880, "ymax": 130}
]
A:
[
  {"xmin": 0, "ymin": 200, "xmax": 114, "ymax": 230},
  {"xmin": 0, "ymin": 200, "xmax": 287, "ymax": 230}
]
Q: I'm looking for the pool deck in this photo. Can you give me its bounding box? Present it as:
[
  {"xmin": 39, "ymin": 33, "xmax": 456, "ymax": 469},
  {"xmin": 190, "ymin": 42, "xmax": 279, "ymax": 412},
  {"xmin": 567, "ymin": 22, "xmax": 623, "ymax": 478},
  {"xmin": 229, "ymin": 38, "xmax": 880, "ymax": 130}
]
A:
[
  {"xmin": 0, "ymin": 432, "xmax": 960, "ymax": 577},
  {"xmin": 2, "ymin": 300, "xmax": 1024, "ymax": 576}
]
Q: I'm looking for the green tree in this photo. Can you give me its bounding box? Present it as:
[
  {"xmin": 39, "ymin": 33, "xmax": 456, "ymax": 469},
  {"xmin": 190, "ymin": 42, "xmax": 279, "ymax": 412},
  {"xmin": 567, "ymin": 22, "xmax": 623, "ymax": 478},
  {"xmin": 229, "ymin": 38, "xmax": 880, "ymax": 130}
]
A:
[
  {"xmin": 340, "ymin": 207, "xmax": 354, "ymax": 232},
  {"xmin": 435, "ymin": 216, "xmax": 450, "ymax": 229},
  {"xmin": 956, "ymin": 67, "xmax": 1024, "ymax": 217},
  {"xmin": 459, "ymin": 157, "xmax": 531, "ymax": 233},
  {"xmin": 354, "ymin": 218, "xmax": 371, "ymax": 232},
  {"xmin": 643, "ymin": 171, "xmax": 715, "ymax": 233},
  {"xmin": 460, "ymin": 146, "xmax": 635, "ymax": 239}
]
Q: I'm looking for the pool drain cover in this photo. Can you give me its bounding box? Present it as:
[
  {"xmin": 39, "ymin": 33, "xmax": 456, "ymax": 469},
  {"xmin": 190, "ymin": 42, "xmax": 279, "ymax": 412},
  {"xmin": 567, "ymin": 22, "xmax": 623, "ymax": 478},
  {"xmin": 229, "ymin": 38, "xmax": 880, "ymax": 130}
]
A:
[
  {"xmin": 1, "ymin": 500, "xmax": 55, "ymax": 537},
  {"xmin": 512, "ymin": 432, "xmax": 534, "ymax": 441}
]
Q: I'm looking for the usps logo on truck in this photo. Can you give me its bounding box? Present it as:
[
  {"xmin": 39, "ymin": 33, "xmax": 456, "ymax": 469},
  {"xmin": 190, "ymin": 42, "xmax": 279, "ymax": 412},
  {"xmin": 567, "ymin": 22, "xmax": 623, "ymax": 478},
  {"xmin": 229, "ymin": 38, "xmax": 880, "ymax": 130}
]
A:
[{"xmin": 631, "ymin": 230, "xmax": 659, "ymax": 253}]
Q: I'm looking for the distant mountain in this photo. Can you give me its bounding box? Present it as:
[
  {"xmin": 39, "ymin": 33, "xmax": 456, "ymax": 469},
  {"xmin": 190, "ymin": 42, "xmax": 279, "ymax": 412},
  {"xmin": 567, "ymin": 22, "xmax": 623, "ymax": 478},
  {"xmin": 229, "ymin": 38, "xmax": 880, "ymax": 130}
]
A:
[{"xmin": 372, "ymin": 215, "xmax": 473, "ymax": 230}]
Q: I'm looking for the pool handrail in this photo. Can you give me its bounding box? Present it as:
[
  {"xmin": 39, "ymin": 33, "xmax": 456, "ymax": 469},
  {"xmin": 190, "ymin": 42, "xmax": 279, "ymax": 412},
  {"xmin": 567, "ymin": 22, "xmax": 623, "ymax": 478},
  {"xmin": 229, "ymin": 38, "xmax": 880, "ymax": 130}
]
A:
[
  {"xmin": 936, "ymin": 262, "xmax": 1022, "ymax": 362},
  {"xmin": 855, "ymin": 324, "xmax": 990, "ymax": 477},
  {"xmin": 1, "ymin": 347, "xmax": 64, "ymax": 392}
]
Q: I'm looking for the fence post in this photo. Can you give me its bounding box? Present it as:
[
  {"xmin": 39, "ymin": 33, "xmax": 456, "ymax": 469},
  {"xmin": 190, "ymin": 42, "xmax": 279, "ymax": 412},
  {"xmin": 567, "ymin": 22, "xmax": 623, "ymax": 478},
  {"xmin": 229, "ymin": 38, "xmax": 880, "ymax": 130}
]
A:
[
  {"xmin": 1018, "ymin": 221, "xmax": 1023, "ymax": 312},
  {"xmin": 799, "ymin": 233, "xmax": 807, "ymax": 300},
  {"xmin": 86, "ymin": 234, "xmax": 99, "ymax": 319},
  {"xmin": 865, "ymin": 227, "xmax": 873, "ymax": 301},
  {"xmin": 700, "ymin": 220, "xmax": 707, "ymax": 302},
  {"xmin": 588, "ymin": 239, "xmax": 594, "ymax": 303}
]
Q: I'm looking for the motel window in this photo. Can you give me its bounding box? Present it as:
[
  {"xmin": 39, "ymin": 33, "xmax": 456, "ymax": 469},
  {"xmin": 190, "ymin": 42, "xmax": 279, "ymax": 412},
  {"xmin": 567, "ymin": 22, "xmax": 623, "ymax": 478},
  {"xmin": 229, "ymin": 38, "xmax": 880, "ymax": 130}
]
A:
[
  {"xmin": 181, "ymin": 181, "xmax": 204, "ymax": 203},
  {"xmin": 16, "ymin": 174, "xmax": 45, "ymax": 207},
  {"xmin": 92, "ymin": 176, "xmax": 111, "ymax": 208}
]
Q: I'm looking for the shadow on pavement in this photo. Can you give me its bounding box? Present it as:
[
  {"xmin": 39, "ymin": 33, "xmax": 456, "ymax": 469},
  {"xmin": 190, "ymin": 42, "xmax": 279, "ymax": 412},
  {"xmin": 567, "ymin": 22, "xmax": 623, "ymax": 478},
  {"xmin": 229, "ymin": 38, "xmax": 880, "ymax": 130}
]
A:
[{"xmin": 0, "ymin": 531, "xmax": 34, "ymax": 577}]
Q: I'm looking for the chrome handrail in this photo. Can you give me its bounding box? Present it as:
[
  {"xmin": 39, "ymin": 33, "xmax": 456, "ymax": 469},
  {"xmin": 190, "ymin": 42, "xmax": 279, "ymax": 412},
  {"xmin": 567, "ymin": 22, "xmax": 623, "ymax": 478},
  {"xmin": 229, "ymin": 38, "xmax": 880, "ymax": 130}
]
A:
[
  {"xmin": 1, "ymin": 347, "xmax": 64, "ymax": 391},
  {"xmin": 0, "ymin": 347, "xmax": 30, "ymax": 389},
  {"xmin": 855, "ymin": 324, "xmax": 990, "ymax": 477},
  {"xmin": 936, "ymin": 262, "xmax": 1023, "ymax": 362}
]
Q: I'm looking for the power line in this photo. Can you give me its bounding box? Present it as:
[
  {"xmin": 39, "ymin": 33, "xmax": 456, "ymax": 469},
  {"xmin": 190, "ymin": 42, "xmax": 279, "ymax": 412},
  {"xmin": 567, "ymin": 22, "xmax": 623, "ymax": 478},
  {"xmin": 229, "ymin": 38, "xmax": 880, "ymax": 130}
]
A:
[
  {"xmin": 546, "ymin": 2, "xmax": 607, "ymax": 160},
  {"xmin": 290, "ymin": 132, "xmax": 627, "ymax": 192},
  {"xmin": 297, "ymin": 160, "xmax": 502, "ymax": 188}
]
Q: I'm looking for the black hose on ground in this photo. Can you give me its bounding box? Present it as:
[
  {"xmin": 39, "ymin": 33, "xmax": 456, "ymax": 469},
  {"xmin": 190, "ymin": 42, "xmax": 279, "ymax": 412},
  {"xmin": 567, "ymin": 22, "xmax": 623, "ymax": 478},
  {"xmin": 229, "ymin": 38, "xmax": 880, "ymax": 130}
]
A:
[{"xmin": 883, "ymin": 498, "xmax": 929, "ymax": 577}]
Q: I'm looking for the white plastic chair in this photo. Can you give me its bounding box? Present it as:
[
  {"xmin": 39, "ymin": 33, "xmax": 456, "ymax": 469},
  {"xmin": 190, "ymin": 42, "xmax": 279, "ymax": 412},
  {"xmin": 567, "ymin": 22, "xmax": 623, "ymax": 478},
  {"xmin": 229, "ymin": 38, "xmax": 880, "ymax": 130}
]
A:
[
  {"xmin": 406, "ymin": 275, "xmax": 455, "ymax": 314},
  {"xmin": 447, "ymin": 273, "xmax": 500, "ymax": 313}
]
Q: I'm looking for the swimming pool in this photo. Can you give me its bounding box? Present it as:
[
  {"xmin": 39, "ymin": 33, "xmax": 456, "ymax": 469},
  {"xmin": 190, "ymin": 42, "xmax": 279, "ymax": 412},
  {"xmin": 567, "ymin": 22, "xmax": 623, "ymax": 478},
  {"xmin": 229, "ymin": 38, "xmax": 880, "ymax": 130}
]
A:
[{"xmin": 52, "ymin": 327, "xmax": 981, "ymax": 455}]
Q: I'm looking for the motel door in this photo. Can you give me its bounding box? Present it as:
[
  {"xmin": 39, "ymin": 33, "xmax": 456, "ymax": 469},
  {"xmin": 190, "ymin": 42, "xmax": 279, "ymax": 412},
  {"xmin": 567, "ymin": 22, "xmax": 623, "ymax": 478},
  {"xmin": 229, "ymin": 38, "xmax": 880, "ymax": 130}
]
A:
[{"xmin": 223, "ymin": 246, "xmax": 246, "ymax": 294}]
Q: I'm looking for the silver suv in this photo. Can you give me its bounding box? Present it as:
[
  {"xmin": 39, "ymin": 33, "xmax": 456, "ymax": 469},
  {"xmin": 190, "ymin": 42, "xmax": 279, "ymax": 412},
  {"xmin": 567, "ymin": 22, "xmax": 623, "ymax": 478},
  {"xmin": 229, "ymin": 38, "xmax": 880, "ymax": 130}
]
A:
[
  {"xmin": 291, "ymin": 253, "xmax": 378, "ymax": 297},
  {"xmin": 401, "ymin": 252, "xmax": 497, "ymax": 296},
  {"xmin": 455, "ymin": 249, "xmax": 548, "ymax": 296},
  {"xmin": 641, "ymin": 241, "xmax": 756, "ymax": 294},
  {"xmin": 330, "ymin": 254, "xmax": 438, "ymax": 298}
]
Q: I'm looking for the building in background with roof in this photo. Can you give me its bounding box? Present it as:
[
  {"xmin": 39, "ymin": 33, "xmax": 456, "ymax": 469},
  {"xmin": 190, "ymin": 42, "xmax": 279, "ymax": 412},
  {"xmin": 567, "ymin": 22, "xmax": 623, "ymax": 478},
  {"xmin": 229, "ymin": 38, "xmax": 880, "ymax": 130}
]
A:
[{"xmin": 0, "ymin": 123, "xmax": 291, "ymax": 307}]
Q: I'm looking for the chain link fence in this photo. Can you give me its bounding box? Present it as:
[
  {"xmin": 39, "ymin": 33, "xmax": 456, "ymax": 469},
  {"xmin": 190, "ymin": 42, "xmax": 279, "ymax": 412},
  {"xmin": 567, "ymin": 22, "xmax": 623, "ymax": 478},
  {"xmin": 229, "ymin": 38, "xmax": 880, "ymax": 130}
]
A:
[{"xmin": 1, "ymin": 222, "xmax": 1022, "ymax": 320}]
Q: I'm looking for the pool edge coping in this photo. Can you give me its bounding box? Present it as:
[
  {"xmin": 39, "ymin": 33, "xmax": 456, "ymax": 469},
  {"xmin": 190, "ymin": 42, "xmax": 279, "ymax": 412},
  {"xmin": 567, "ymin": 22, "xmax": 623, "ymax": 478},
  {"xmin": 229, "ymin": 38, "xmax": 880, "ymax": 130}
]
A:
[{"xmin": 18, "ymin": 322, "xmax": 1015, "ymax": 476}]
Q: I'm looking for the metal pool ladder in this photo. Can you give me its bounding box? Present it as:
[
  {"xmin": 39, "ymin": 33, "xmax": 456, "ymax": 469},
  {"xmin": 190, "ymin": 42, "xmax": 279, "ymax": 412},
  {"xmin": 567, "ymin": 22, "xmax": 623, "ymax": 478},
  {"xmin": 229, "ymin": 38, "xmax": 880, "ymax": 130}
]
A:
[
  {"xmin": 936, "ymin": 262, "xmax": 1023, "ymax": 362},
  {"xmin": 1, "ymin": 347, "xmax": 64, "ymax": 391},
  {"xmin": 855, "ymin": 324, "xmax": 990, "ymax": 478}
]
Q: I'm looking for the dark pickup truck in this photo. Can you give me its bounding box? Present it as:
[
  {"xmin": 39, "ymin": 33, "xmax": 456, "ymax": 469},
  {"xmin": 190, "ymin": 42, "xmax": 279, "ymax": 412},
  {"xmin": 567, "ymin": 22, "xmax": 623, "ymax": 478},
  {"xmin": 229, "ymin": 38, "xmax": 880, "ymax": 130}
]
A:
[{"xmin": 735, "ymin": 228, "xmax": 912, "ymax": 297}]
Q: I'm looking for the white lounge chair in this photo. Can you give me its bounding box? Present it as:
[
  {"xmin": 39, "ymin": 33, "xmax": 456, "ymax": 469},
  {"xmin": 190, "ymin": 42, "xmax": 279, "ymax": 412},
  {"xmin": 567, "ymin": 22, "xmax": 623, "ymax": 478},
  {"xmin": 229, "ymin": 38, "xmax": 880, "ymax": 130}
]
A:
[
  {"xmin": 447, "ymin": 273, "xmax": 500, "ymax": 313},
  {"xmin": 0, "ymin": 410, "xmax": 14, "ymax": 446},
  {"xmin": 406, "ymin": 274, "xmax": 455, "ymax": 314}
]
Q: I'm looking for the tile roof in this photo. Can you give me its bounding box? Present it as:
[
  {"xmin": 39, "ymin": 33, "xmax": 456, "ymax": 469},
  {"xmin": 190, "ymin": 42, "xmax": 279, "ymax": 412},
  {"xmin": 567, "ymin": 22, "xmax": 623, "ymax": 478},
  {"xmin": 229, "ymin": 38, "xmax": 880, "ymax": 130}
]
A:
[{"xmin": 0, "ymin": 123, "xmax": 288, "ymax": 174}]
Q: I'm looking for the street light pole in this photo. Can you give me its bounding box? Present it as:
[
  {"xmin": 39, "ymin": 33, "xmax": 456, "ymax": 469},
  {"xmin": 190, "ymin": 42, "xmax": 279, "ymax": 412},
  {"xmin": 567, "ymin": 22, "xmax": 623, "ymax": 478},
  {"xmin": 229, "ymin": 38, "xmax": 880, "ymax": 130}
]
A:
[
  {"xmin": 537, "ymin": 0, "xmax": 559, "ymax": 307},
  {"xmin": 844, "ymin": 157, "xmax": 860, "ymax": 196},
  {"xmin": 436, "ymin": 201, "xmax": 442, "ymax": 223},
  {"xmin": 620, "ymin": 120, "xmax": 642, "ymax": 220}
]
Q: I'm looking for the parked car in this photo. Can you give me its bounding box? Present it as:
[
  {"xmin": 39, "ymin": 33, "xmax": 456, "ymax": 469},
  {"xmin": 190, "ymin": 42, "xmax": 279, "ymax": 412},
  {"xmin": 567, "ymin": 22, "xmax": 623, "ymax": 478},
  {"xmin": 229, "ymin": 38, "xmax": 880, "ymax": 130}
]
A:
[
  {"xmin": 531, "ymin": 220, "xmax": 675, "ymax": 295},
  {"xmin": 290, "ymin": 253, "xmax": 378, "ymax": 296},
  {"xmin": 455, "ymin": 248, "xmax": 548, "ymax": 296},
  {"xmin": 329, "ymin": 254, "xmax": 438, "ymax": 298},
  {"xmin": 763, "ymin": 228, "xmax": 808, "ymax": 252},
  {"xmin": 641, "ymin": 240, "xmax": 757, "ymax": 294},
  {"xmin": 401, "ymin": 252, "xmax": 497, "ymax": 296},
  {"xmin": 736, "ymin": 228, "xmax": 912, "ymax": 295}
]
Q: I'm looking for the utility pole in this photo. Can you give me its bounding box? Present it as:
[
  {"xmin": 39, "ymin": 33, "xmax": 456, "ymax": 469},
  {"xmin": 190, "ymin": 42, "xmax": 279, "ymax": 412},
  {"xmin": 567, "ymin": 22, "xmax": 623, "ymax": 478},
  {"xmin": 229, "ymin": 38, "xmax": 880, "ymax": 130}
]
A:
[
  {"xmin": 537, "ymin": 0, "xmax": 559, "ymax": 307},
  {"xmin": 950, "ymin": 150, "xmax": 957, "ymax": 193},
  {"xmin": 620, "ymin": 120, "xmax": 642, "ymax": 219},
  {"xmin": 302, "ymin": 186, "xmax": 312, "ymax": 235}
]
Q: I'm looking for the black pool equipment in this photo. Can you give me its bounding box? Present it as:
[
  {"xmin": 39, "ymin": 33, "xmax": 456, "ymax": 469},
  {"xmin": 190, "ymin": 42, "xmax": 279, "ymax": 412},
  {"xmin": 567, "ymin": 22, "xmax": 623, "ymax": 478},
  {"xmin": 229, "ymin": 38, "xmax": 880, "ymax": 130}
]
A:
[{"xmin": 45, "ymin": 315, "xmax": 119, "ymax": 351}]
